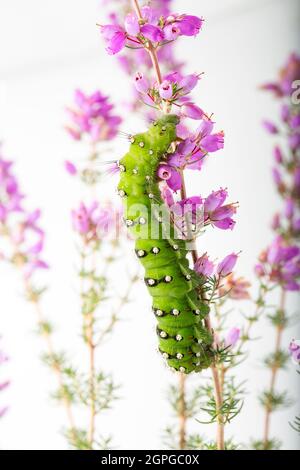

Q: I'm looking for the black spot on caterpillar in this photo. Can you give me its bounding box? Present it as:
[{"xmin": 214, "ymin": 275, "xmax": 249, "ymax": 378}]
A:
[{"xmin": 118, "ymin": 115, "xmax": 213, "ymax": 373}]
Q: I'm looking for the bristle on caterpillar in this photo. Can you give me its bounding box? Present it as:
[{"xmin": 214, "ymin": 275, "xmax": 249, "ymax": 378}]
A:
[{"xmin": 118, "ymin": 115, "xmax": 213, "ymax": 374}]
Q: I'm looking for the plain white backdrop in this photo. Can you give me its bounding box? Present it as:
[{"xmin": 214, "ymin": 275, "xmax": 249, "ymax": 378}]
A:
[{"xmin": 0, "ymin": 0, "xmax": 300, "ymax": 450}]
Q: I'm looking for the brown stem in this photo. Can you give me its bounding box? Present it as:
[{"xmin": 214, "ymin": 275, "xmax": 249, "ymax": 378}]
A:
[
  {"xmin": 25, "ymin": 282, "xmax": 77, "ymax": 441},
  {"xmin": 87, "ymin": 316, "xmax": 96, "ymax": 447},
  {"xmin": 132, "ymin": 0, "xmax": 143, "ymax": 20},
  {"xmin": 131, "ymin": 0, "xmax": 163, "ymax": 85},
  {"xmin": 178, "ymin": 373, "xmax": 187, "ymax": 450},
  {"xmin": 181, "ymin": 171, "xmax": 224, "ymax": 450},
  {"xmin": 262, "ymin": 288, "xmax": 286, "ymax": 449},
  {"xmin": 80, "ymin": 244, "xmax": 96, "ymax": 449}
]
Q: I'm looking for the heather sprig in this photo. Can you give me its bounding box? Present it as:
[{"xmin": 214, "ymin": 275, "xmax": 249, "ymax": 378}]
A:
[
  {"xmin": 0, "ymin": 151, "xmax": 77, "ymax": 442},
  {"xmin": 65, "ymin": 87, "xmax": 139, "ymax": 449},
  {"xmin": 254, "ymin": 53, "xmax": 300, "ymax": 450},
  {"xmin": 99, "ymin": 0, "xmax": 240, "ymax": 451},
  {"xmin": 64, "ymin": 89, "xmax": 122, "ymax": 186}
]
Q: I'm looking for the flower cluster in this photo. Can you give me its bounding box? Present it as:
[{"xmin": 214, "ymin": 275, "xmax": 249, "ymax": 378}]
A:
[
  {"xmin": 162, "ymin": 186, "xmax": 237, "ymax": 232},
  {"xmin": 0, "ymin": 338, "xmax": 9, "ymax": 419},
  {"xmin": 100, "ymin": 9, "xmax": 203, "ymax": 56},
  {"xmin": 219, "ymin": 274, "xmax": 251, "ymax": 300},
  {"xmin": 255, "ymin": 236, "xmax": 300, "ymax": 291},
  {"xmin": 256, "ymin": 53, "xmax": 300, "ymax": 291},
  {"xmin": 194, "ymin": 252, "xmax": 239, "ymax": 279},
  {"xmin": 262, "ymin": 53, "xmax": 300, "ymax": 98},
  {"xmin": 72, "ymin": 201, "xmax": 122, "ymax": 241},
  {"xmin": 134, "ymin": 70, "xmax": 204, "ymax": 116},
  {"xmin": 0, "ymin": 155, "xmax": 48, "ymax": 279},
  {"xmin": 99, "ymin": 1, "xmax": 237, "ymax": 273},
  {"xmin": 65, "ymin": 89, "xmax": 122, "ymax": 143}
]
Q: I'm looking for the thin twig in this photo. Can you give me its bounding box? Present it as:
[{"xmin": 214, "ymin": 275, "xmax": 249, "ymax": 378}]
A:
[
  {"xmin": 178, "ymin": 373, "xmax": 187, "ymax": 450},
  {"xmin": 262, "ymin": 288, "xmax": 286, "ymax": 449},
  {"xmin": 24, "ymin": 280, "xmax": 77, "ymax": 441}
]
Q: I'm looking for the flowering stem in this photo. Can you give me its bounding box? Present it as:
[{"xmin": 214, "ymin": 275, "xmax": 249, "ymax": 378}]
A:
[
  {"xmin": 180, "ymin": 173, "xmax": 225, "ymax": 450},
  {"xmin": 131, "ymin": 0, "xmax": 163, "ymax": 86},
  {"xmin": 24, "ymin": 280, "xmax": 77, "ymax": 441},
  {"xmin": 262, "ymin": 288, "xmax": 286, "ymax": 449},
  {"xmin": 178, "ymin": 373, "xmax": 187, "ymax": 449},
  {"xmin": 130, "ymin": 0, "xmax": 225, "ymax": 449},
  {"xmin": 80, "ymin": 244, "xmax": 97, "ymax": 448}
]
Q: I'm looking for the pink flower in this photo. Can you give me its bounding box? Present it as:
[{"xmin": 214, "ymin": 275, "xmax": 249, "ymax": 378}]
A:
[
  {"xmin": 273, "ymin": 146, "xmax": 283, "ymax": 164},
  {"xmin": 159, "ymin": 80, "xmax": 173, "ymax": 99},
  {"xmin": 289, "ymin": 133, "xmax": 300, "ymax": 151},
  {"xmin": 124, "ymin": 13, "xmax": 140, "ymax": 36},
  {"xmin": 176, "ymin": 15, "xmax": 204, "ymax": 37},
  {"xmin": 157, "ymin": 164, "xmax": 182, "ymax": 191},
  {"xmin": 262, "ymin": 53, "xmax": 300, "ymax": 97},
  {"xmin": 262, "ymin": 120, "xmax": 278, "ymax": 134},
  {"xmin": 204, "ymin": 189, "xmax": 228, "ymax": 212},
  {"xmin": 140, "ymin": 24, "xmax": 164, "ymax": 42},
  {"xmin": 201, "ymin": 131, "xmax": 224, "ymax": 153},
  {"xmin": 271, "ymin": 213, "xmax": 281, "ymax": 230},
  {"xmin": 255, "ymin": 263, "xmax": 265, "ymax": 277},
  {"xmin": 217, "ymin": 253, "xmax": 239, "ymax": 277},
  {"xmin": 163, "ymin": 23, "xmax": 180, "ymax": 40},
  {"xmin": 194, "ymin": 254, "xmax": 214, "ymax": 277},
  {"xmin": 161, "ymin": 184, "xmax": 175, "ymax": 207},
  {"xmin": 259, "ymin": 237, "xmax": 300, "ymax": 290},
  {"xmin": 219, "ymin": 275, "xmax": 251, "ymax": 300},
  {"xmin": 134, "ymin": 72, "xmax": 150, "ymax": 93},
  {"xmin": 285, "ymin": 198, "xmax": 295, "ymax": 219},
  {"xmin": 64, "ymin": 160, "xmax": 77, "ymax": 176},
  {"xmin": 181, "ymin": 103, "xmax": 204, "ymax": 120},
  {"xmin": 100, "ymin": 24, "xmax": 127, "ymax": 55},
  {"xmin": 178, "ymin": 73, "xmax": 200, "ymax": 94},
  {"xmin": 225, "ymin": 328, "xmax": 240, "ymax": 348},
  {"xmin": 289, "ymin": 339, "xmax": 300, "ymax": 363},
  {"xmin": 65, "ymin": 89, "xmax": 121, "ymax": 143}
]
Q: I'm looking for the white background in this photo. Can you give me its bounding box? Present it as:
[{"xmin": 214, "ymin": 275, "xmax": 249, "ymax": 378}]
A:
[{"xmin": 0, "ymin": 0, "xmax": 300, "ymax": 450}]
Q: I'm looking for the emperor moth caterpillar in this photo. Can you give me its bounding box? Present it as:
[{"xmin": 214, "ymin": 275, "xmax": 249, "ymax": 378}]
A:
[{"xmin": 118, "ymin": 115, "xmax": 213, "ymax": 374}]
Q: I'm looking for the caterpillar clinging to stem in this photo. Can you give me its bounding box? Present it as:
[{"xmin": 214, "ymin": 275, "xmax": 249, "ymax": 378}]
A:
[{"xmin": 118, "ymin": 115, "xmax": 214, "ymax": 373}]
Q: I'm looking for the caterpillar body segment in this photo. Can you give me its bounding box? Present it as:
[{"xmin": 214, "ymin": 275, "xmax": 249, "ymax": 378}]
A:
[{"xmin": 118, "ymin": 115, "xmax": 213, "ymax": 373}]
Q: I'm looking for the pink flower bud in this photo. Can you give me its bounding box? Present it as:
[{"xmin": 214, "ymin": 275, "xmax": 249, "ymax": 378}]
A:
[
  {"xmin": 159, "ymin": 80, "xmax": 173, "ymax": 100},
  {"xmin": 217, "ymin": 253, "xmax": 238, "ymax": 277},
  {"xmin": 262, "ymin": 120, "xmax": 278, "ymax": 134},
  {"xmin": 64, "ymin": 160, "xmax": 77, "ymax": 176},
  {"xmin": 225, "ymin": 328, "xmax": 240, "ymax": 348},
  {"xmin": 271, "ymin": 213, "xmax": 281, "ymax": 230},
  {"xmin": 285, "ymin": 198, "xmax": 295, "ymax": 219},
  {"xmin": 194, "ymin": 254, "xmax": 214, "ymax": 277},
  {"xmin": 134, "ymin": 72, "xmax": 149, "ymax": 93},
  {"xmin": 281, "ymin": 104, "xmax": 289, "ymax": 122},
  {"xmin": 178, "ymin": 74, "xmax": 200, "ymax": 94},
  {"xmin": 255, "ymin": 263, "xmax": 265, "ymax": 277},
  {"xmin": 161, "ymin": 185, "xmax": 175, "ymax": 207},
  {"xmin": 124, "ymin": 13, "xmax": 140, "ymax": 36},
  {"xmin": 273, "ymin": 146, "xmax": 283, "ymax": 164}
]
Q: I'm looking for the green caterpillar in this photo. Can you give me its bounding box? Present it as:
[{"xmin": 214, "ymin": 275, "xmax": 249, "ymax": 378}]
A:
[{"xmin": 118, "ymin": 115, "xmax": 213, "ymax": 373}]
